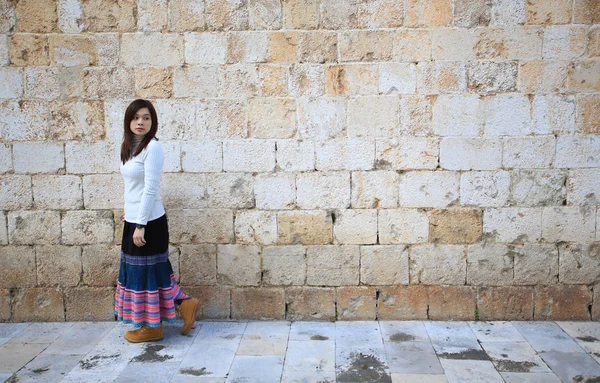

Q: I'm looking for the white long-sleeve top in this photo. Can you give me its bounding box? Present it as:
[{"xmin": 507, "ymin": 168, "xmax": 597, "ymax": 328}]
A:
[{"xmin": 120, "ymin": 138, "xmax": 165, "ymax": 225}]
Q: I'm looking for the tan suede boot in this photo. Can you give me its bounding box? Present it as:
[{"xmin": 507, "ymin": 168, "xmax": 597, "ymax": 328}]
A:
[
  {"xmin": 177, "ymin": 298, "xmax": 200, "ymax": 335},
  {"xmin": 124, "ymin": 324, "xmax": 164, "ymax": 343}
]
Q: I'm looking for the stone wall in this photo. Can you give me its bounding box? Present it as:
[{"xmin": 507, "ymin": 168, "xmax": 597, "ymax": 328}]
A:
[{"xmin": 0, "ymin": 0, "xmax": 599, "ymax": 322}]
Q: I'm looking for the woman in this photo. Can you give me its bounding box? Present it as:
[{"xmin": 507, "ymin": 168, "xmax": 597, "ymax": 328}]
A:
[{"xmin": 115, "ymin": 99, "xmax": 199, "ymax": 343}]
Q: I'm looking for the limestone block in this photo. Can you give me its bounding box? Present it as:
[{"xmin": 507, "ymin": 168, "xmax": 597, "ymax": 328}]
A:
[
  {"xmin": 58, "ymin": 0, "xmax": 84, "ymax": 33},
  {"xmin": 223, "ymin": 140, "xmax": 275, "ymax": 172},
  {"xmin": 254, "ymin": 173, "xmax": 295, "ymax": 210},
  {"xmin": 378, "ymin": 209, "xmax": 428, "ymax": 244},
  {"xmin": 399, "ymin": 171, "xmax": 460, "ymax": 208},
  {"xmin": 509, "ymin": 169, "xmax": 567, "ymax": 206},
  {"xmin": 36, "ymin": 245, "xmax": 81, "ymax": 287},
  {"xmin": 83, "ymin": 67, "xmax": 134, "ymax": 99},
  {"xmin": 248, "ymin": 98, "xmax": 295, "ymax": 138},
  {"xmin": 535, "ymin": 285, "xmax": 591, "ymax": 321},
  {"xmin": 533, "ymin": 95, "xmax": 575, "ymax": 134},
  {"xmin": 589, "ymin": 26, "xmax": 600, "ymax": 57},
  {"xmin": 249, "ymin": 0, "xmax": 281, "ymax": 29},
  {"xmin": 232, "ymin": 288, "xmax": 285, "ymax": 319},
  {"xmin": 227, "ymin": 32, "xmax": 269, "ymax": 64},
  {"xmin": 24, "ymin": 67, "xmax": 59, "ymax": 100},
  {"xmin": 477, "ymin": 286, "xmax": 533, "ymax": 320},
  {"xmin": 262, "ymin": 245, "xmax": 306, "ymax": 285},
  {"xmin": 168, "ymin": 209, "xmax": 233, "ymax": 244},
  {"xmin": 8, "ymin": 34, "xmax": 49, "ymax": 66},
  {"xmin": 81, "ymin": 244, "xmax": 120, "ymax": 287},
  {"xmin": 503, "ymin": 136, "xmax": 555, "ymax": 168},
  {"xmin": 49, "ymin": 35, "xmax": 97, "ymax": 66},
  {"xmin": 339, "ymin": 31, "xmax": 393, "ymax": 62},
  {"xmin": 160, "ymin": 141, "xmax": 181, "ymax": 173},
  {"xmin": 376, "ymin": 138, "xmax": 438, "ymax": 171},
  {"xmin": 399, "ymin": 95, "xmax": 432, "ymax": 136},
  {"xmin": 460, "ymin": 171, "xmax": 510, "ymax": 207},
  {"xmin": 234, "ymin": 210, "xmax": 277, "ymax": 244},
  {"xmin": 379, "ymin": 63, "xmax": 416, "ymax": 95},
  {"xmin": 284, "ymin": 287, "xmax": 334, "ymax": 320},
  {"xmin": 440, "ymin": 138, "xmax": 501, "ymax": 170},
  {"xmin": 483, "ymin": 208, "xmax": 542, "ymax": 243},
  {"xmin": 491, "ymin": 0, "xmax": 526, "ymax": 25},
  {"xmin": 484, "ymin": 94, "xmax": 531, "ymax": 136},
  {"xmin": 428, "ymin": 286, "xmax": 476, "ymax": 321},
  {"xmin": 332, "ymin": 209, "xmax": 377, "ymax": 245},
  {"xmin": 178, "ymin": 244, "xmax": 217, "ymax": 285},
  {"xmin": 405, "ymin": 0, "xmax": 451, "ymax": 26},
  {"xmin": 454, "ymin": 0, "xmax": 490, "ymax": 27},
  {"xmin": 8, "ymin": 210, "xmax": 61, "ymax": 245},
  {"xmin": 360, "ymin": 245, "xmax": 409, "ymax": 285},
  {"xmin": 206, "ymin": 173, "xmax": 254, "ymax": 208},
  {"xmin": 162, "ymin": 173, "xmax": 208, "ymax": 209},
  {"xmin": 347, "ymin": 95, "xmax": 399, "ymax": 138},
  {"xmin": 377, "ymin": 285, "xmax": 428, "ymax": 319},
  {"xmin": 559, "ymin": 243, "xmax": 600, "ymax": 285},
  {"xmin": 432, "ymin": 95, "xmax": 483, "ymax": 136},
  {"xmin": 296, "ymin": 172, "xmax": 350, "ymax": 209},
  {"xmin": 576, "ymin": 94, "xmax": 600, "ymax": 134},
  {"xmin": 555, "ymin": 136, "xmax": 600, "ymax": 168},
  {"xmin": 416, "ymin": 61, "xmax": 465, "ymax": 94},
  {"xmin": 94, "ymin": 33, "xmax": 120, "ymax": 66},
  {"xmin": 15, "ymin": 0, "xmax": 58, "ymax": 32},
  {"xmin": 526, "ymin": 0, "xmax": 571, "ymax": 24},
  {"xmin": 568, "ymin": 169, "xmax": 600, "ymax": 205},
  {"xmin": 468, "ymin": 61, "xmax": 517, "ymax": 94},
  {"xmin": 574, "ymin": 0, "xmax": 600, "ymax": 22},
  {"xmin": 138, "ymin": 0, "xmax": 167, "ymax": 32},
  {"xmin": 282, "ymin": 0, "xmax": 319, "ymax": 29},
  {"xmin": 205, "ymin": 0, "xmax": 249, "ymax": 31},
  {"xmin": 391, "ymin": 29, "xmax": 431, "ymax": 62},
  {"xmin": 568, "ymin": 60, "xmax": 600, "ymax": 91},
  {"xmin": 65, "ymin": 141, "xmax": 119, "ymax": 174},
  {"xmin": 543, "ymin": 26, "xmax": 586, "ymax": 59},
  {"xmin": 219, "ymin": 64, "xmax": 259, "ymax": 98},
  {"xmin": 299, "ymin": 31, "xmax": 337, "ymax": 63},
  {"xmin": 288, "ymin": 64, "xmax": 324, "ymax": 97},
  {"xmin": 173, "ymin": 67, "xmax": 219, "ymax": 98},
  {"xmin": 62, "ymin": 210, "xmax": 114, "ymax": 245},
  {"xmin": 0, "ymin": 35, "xmax": 8, "ymax": 65},
  {"xmin": 518, "ymin": 60, "xmax": 567, "ymax": 93},
  {"xmin": 276, "ymin": 139, "xmax": 314, "ymax": 171},
  {"xmin": 320, "ymin": 0, "xmax": 359, "ymax": 29},
  {"xmin": 49, "ymin": 101, "xmax": 105, "ymax": 142},
  {"xmin": 542, "ymin": 206, "xmax": 596, "ymax": 242},
  {"xmin": 155, "ymin": 99, "xmax": 198, "ymax": 140},
  {"xmin": 0, "ymin": 1, "xmax": 15, "ymax": 33},
  {"xmin": 217, "ymin": 244, "xmax": 261, "ymax": 286},
  {"xmin": 268, "ymin": 31, "xmax": 299, "ymax": 63},
  {"xmin": 258, "ymin": 64, "xmax": 287, "ymax": 96},
  {"xmin": 0, "ymin": 175, "xmax": 33, "ymax": 210},
  {"xmin": 306, "ymin": 245, "xmax": 360, "ymax": 286},
  {"xmin": 351, "ymin": 171, "xmax": 398, "ymax": 209},
  {"xmin": 466, "ymin": 243, "xmax": 513, "ymax": 285},
  {"xmin": 277, "ymin": 210, "xmax": 332, "ymax": 245},
  {"xmin": 475, "ymin": 26, "xmax": 543, "ymax": 60},
  {"xmin": 0, "ymin": 246, "xmax": 36, "ymax": 288},
  {"xmin": 336, "ymin": 286, "xmax": 376, "ymax": 320},
  {"xmin": 121, "ymin": 33, "xmax": 183, "ymax": 67},
  {"xmin": 0, "ymin": 144, "xmax": 11, "ymax": 174},
  {"xmin": 13, "ymin": 142, "xmax": 63, "ymax": 174},
  {"xmin": 33, "ymin": 175, "xmax": 82, "ymax": 210},
  {"xmin": 81, "ymin": 0, "xmax": 136, "ymax": 32},
  {"xmin": 181, "ymin": 141, "xmax": 222, "ymax": 173},
  {"xmin": 316, "ymin": 139, "xmax": 374, "ymax": 171},
  {"xmin": 326, "ymin": 64, "xmax": 378, "ymax": 96},
  {"xmin": 168, "ymin": 0, "xmax": 204, "ymax": 32},
  {"xmin": 0, "ymin": 67, "xmax": 22, "ymax": 98},
  {"xmin": 297, "ymin": 97, "xmax": 345, "ymax": 140},
  {"xmin": 52, "ymin": 66, "xmax": 82, "ymax": 99},
  {"xmin": 199, "ymin": 100, "xmax": 246, "ymax": 139},
  {"xmin": 12, "ymin": 288, "xmax": 64, "ymax": 322},
  {"xmin": 134, "ymin": 68, "xmax": 173, "ymax": 98},
  {"xmin": 429, "ymin": 208, "xmax": 483, "ymax": 244},
  {"xmin": 410, "ymin": 244, "xmax": 466, "ymax": 284},
  {"xmin": 432, "ymin": 28, "xmax": 477, "ymax": 60},
  {"xmin": 358, "ymin": 0, "xmax": 404, "ymax": 28},
  {"xmin": 0, "ymin": 289, "xmax": 9, "ymax": 321},
  {"xmin": 185, "ymin": 34, "xmax": 226, "ymax": 66},
  {"xmin": 65, "ymin": 287, "xmax": 114, "ymax": 321},
  {"xmin": 180, "ymin": 285, "xmax": 230, "ymax": 319}
]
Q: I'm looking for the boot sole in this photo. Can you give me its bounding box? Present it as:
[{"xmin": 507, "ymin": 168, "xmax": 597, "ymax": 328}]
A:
[
  {"xmin": 124, "ymin": 335, "xmax": 164, "ymax": 343},
  {"xmin": 181, "ymin": 299, "xmax": 200, "ymax": 336}
]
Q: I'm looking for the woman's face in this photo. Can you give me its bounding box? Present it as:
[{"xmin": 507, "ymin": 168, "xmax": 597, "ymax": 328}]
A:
[{"xmin": 130, "ymin": 107, "xmax": 152, "ymax": 136}]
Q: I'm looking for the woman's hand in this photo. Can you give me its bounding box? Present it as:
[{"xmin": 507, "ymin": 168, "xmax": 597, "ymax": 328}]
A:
[{"xmin": 133, "ymin": 227, "xmax": 146, "ymax": 247}]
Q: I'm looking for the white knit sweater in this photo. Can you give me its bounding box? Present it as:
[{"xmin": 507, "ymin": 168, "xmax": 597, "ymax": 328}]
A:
[{"xmin": 120, "ymin": 138, "xmax": 165, "ymax": 225}]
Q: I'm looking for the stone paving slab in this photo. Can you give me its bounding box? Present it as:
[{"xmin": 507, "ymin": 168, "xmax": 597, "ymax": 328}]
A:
[{"xmin": 1, "ymin": 320, "xmax": 599, "ymax": 382}]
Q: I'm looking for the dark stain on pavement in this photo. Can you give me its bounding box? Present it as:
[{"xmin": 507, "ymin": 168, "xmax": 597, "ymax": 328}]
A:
[
  {"xmin": 132, "ymin": 344, "xmax": 173, "ymax": 363},
  {"xmin": 6, "ymin": 376, "xmax": 19, "ymax": 383},
  {"xmin": 577, "ymin": 336, "xmax": 599, "ymax": 342},
  {"xmin": 493, "ymin": 359, "xmax": 537, "ymax": 372},
  {"xmin": 32, "ymin": 367, "xmax": 50, "ymax": 374},
  {"xmin": 573, "ymin": 375, "xmax": 600, "ymax": 383},
  {"xmin": 389, "ymin": 332, "xmax": 415, "ymax": 342},
  {"xmin": 438, "ymin": 349, "xmax": 490, "ymax": 361},
  {"xmin": 336, "ymin": 353, "xmax": 392, "ymax": 383},
  {"xmin": 311, "ymin": 335, "xmax": 329, "ymax": 340},
  {"xmin": 180, "ymin": 367, "xmax": 211, "ymax": 376},
  {"xmin": 79, "ymin": 353, "xmax": 121, "ymax": 370},
  {"xmin": 222, "ymin": 334, "xmax": 238, "ymax": 340}
]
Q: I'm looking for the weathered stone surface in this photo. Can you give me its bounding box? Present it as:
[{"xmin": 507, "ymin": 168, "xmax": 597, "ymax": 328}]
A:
[
  {"xmin": 285, "ymin": 287, "xmax": 335, "ymax": 321},
  {"xmin": 9, "ymin": 34, "xmax": 49, "ymax": 66},
  {"xmin": 405, "ymin": 0, "xmax": 451, "ymax": 26},
  {"xmin": 254, "ymin": 173, "xmax": 295, "ymax": 210},
  {"xmin": 440, "ymin": 138, "xmax": 502, "ymax": 170},
  {"xmin": 0, "ymin": 67, "xmax": 23, "ymax": 98},
  {"xmin": 417, "ymin": 61, "xmax": 465, "ymax": 94},
  {"xmin": 559, "ymin": 243, "xmax": 600, "ymax": 285},
  {"xmin": 206, "ymin": 173, "xmax": 253, "ymax": 208},
  {"xmin": 399, "ymin": 95, "xmax": 433, "ymax": 136},
  {"xmin": 82, "ymin": 244, "xmax": 119, "ymax": 287},
  {"xmin": 357, "ymin": 0, "xmax": 404, "ymax": 28},
  {"xmin": 24, "ymin": 67, "xmax": 59, "ymax": 100},
  {"xmin": 0, "ymin": 100, "xmax": 50, "ymax": 141},
  {"xmin": 468, "ymin": 61, "xmax": 518, "ymax": 94},
  {"xmin": 460, "ymin": 171, "xmax": 511, "ymax": 207},
  {"xmin": 526, "ymin": 0, "xmax": 571, "ymax": 24},
  {"xmin": 432, "ymin": 28, "xmax": 477, "ymax": 60},
  {"xmin": 262, "ymin": 245, "xmax": 306, "ymax": 285},
  {"xmin": 138, "ymin": 0, "xmax": 167, "ymax": 31},
  {"xmin": 268, "ymin": 31, "xmax": 299, "ymax": 62},
  {"xmin": 316, "ymin": 139, "xmax": 374, "ymax": 171},
  {"xmin": 199, "ymin": 100, "xmax": 246, "ymax": 139},
  {"xmin": 35, "ymin": 245, "xmax": 81, "ymax": 287},
  {"xmin": 399, "ymin": 171, "xmax": 460, "ymax": 208},
  {"xmin": 49, "ymin": 101, "xmax": 105, "ymax": 142},
  {"xmin": 134, "ymin": 67, "xmax": 173, "ymax": 98},
  {"xmin": 475, "ymin": 26, "xmax": 543, "ymax": 60},
  {"xmin": 326, "ymin": 64, "xmax": 378, "ymax": 96},
  {"xmin": 491, "ymin": 0, "xmax": 526, "ymax": 26},
  {"xmin": 217, "ymin": 244, "xmax": 261, "ymax": 286},
  {"xmin": 518, "ymin": 60, "xmax": 567, "ymax": 93},
  {"xmin": 533, "ymin": 95, "xmax": 575, "ymax": 134},
  {"xmin": 0, "ymin": 289, "xmax": 9, "ymax": 321},
  {"xmin": 12, "ymin": 288, "xmax": 64, "ymax": 322},
  {"xmin": 181, "ymin": 141, "xmax": 223, "ymax": 173},
  {"xmin": 83, "ymin": 67, "xmax": 134, "ymax": 99},
  {"xmin": 32, "ymin": 175, "xmax": 82, "ymax": 210},
  {"xmin": 0, "ymin": 212, "xmax": 6, "ymax": 245},
  {"xmin": 509, "ymin": 169, "xmax": 566, "ymax": 206},
  {"xmin": 306, "ymin": 245, "xmax": 359, "ymax": 286},
  {"xmin": 0, "ymin": 35, "xmax": 8, "ymax": 65},
  {"xmin": 168, "ymin": 209, "xmax": 233, "ymax": 244},
  {"xmin": 234, "ymin": 210, "xmax": 277, "ymax": 244},
  {"xmin": 513, "ymin": 244, "xmax": 560, "ymax": 284},
  {"xmin": 483, "ymin": 208, "xmax": 543, "ymax": 243},
  {"xmin": 348, "ymin": 95, "xmax": 399, "ymax": 137},
  {"xmin": 467, "ymin": 243, "xmax": 514, "ymax": 285},
  {"xmin": 333, "ymin": 209, "xmax": 377, "ymax": 245},
  {"xmin": 258, "ymin": 64, "xmax": 287, "ymax": 96},
  {"xmin": 351, "ymin": 171, "xmax": 397, "ymax": 209},
  {"xmin": 486, "ymin": 95, "xmax": 531, "ymax": 136},
  {"xmin": 542, "ymin": 206, "xmax": 596, "ymax": 242},
  {"xmin": 535, "ymin": 285, "xmax": 591, "ymax": 320},
  {"xmin": 0, "ymin": 144, "xmax": 10, "ymax": 174},
  {"xmin": 543, "ymin": 26, "xmax": 586, "ymax": 59},
  {"xmin": 392, "ymin": 29, "xmax": 431, "ymax": 62},
  {"xmin": 588, "ymin": 26, "xmax": 600, "ymax": 57},
  {"xmin": 576, "ymin": 94, "xmax": 600, "ymax": 134},
  {"xmin": 277, "ymin": 210, "xmax": 332, "ymax": 245},
  {"xmin": 337, "ymin": 286, "xmax": 376, "ymax": 320},
  {"xmin": 376, "ymin": 138, "xmax": 438, "ymax": 170},
  {"xmin": 223, "ymin": 140, "xmax": 275, "ymax": 172},
  {"xmin": 168, "ymin": 0, "xmax": 204, "ymax": 31},
  {"xmin": 8, "ymin": 211, "xmax": 61, "ymax": 245},
  {"xmin": 574, "ymin": 0, "xmax": 600, "ymax": 23},
  {"xmin": 378, "ymin": 209, "xmax": 428, "ymax": 244},
  {"xmin": 409, "ymin": 244, "xmax": 466, "ymax": 284},
  {"xmin": 594, "ymin": 283, "xmax": 600, "ymax": 320},
  {"xmin": 248, "ymin": 0, "xmax": 281, "ymax": 29},
  {"xmin": 181, "ymin": 286, "xmax": 230, "ymax": 319},
  {"xmin": 205, "ymin": 0, "xmax": 249, "ymax": 31},
  {"xmin": 320, "ymin": 0, "xmax": 359, "ymax": 29},
  {"xmin": 478, "ymin": 286, "xmax": 534, "ymax": 320},
  {"xmin": 81, "ymin": 0, "xmax": 136, "ymax": 32},
  {"xmin": 65, "ymin": 142, "xmax": 119, "ymax": 174},
  {"xmin": 568, "ymin": 169, "xmax": 600, "ymax": 205},
  {"xmin": 297, "ymin": 97, "xmax": 345, "ymax": 139},
  {"xmin": 296, "ymin": 172, "xmax": 350, "ymax": 209},
  {"xmin": 227, "ymin": 32, "xmax": 269, "ymax": 64},
  {"xmin": 61, "ymin": 210, "xmax": 114, "ymax": 245},
  {"xmin": 339, "ymin": 30, "xmax": 393, "ymax": 62},
  {"xmin": 0, "ymin": 175, "xmax": 33, "ymax": 210},
  {"xmin": 121, "ymin": 33, "xmax": 183, "ymax": 67},
  {"xmin": 94, "ymin": 33, "xmax": 119, "ymax": 66},
  {"xmin": 49, "ymin": 35, "xmax": 97, "ymax": 66},
  {"xmin": 282, "ymin": 0, "xmax": 319, "ymax": 29},
  {"xmin": 162, "ymin": 173, "xmax": 208, "ymax": 209},
  {"xmin": 65, "ymin": 287, "xmax": 114, "ymax": 321},
  {"xmin": 299, "ymin": 31, "xmax": 337, "ymax": 63},
  {"xmin": 13, "ymin": 143, "xmax": 63, "ymax": 174},
  {"xmin": 15, "ymin": 0, "xmax": 58, "ymax": 32},
  {"xmin": 377, "ymin": 285, "xmax": 428, "ymax": 320},
  {"xmin": 82, "ymin": 174, "xmax": 124, "ymax": 210},
  {"xmin": 248, "ymin": 97, "xmax": 295, "ymax": 138},
  {"xmin": 556, "ymin": 136, "xmax": 600, "ymax": 168},
  {"xmin": 428, "ymin": 286, "xmax": 476, "ymax": 321},
  {"xmin": 184, "ymin": 32, "xmax": 226, "ymax": 65},
  {"xmin": 113, "ymin": 209, "xmax": 124, "ymax": 244},
  {"xmin": 432, "ymin": 95, "xmax": 483, "ymax": 136},
  {"xmin": 276, "ymin": 140, "xmax": 314, "ymax": 172},
  {"xmin": 454, "ymin": 0, "xmax": 490, "ymax": 27},
  {"xmin": 568, "ymin": 60, "xmax": 600, "ymax": 91},
  {"xmin": 179, "ymin": 244, "xmax": 217, "ymax": 285},
  {"xmin": 429, "ymin": 209, "xmax": 483, "ymax": 244},
  {"xmin": 231, "ymin": 288, "xmax": 284, "ymax": 320},
  {"xmin": 219, "ymin": 64, "xmax": 259, "ymax": 98},
  {"xmin": 0, "ymin": 1, "xmax": 16, "ymax": 33},
  {"xmin": 288, "ymin": 63, "xmax": 324, "ymax": 97},
  {"xmin": 360, "ymin": 245, "xmax": 409, "ymax": 285},
  {"xmin": 58, "ymin": 0, "xmax": 84, "ymax": 33},
  {"xmin": 0, "ymin": 246, "xmax": 36, "ymax": 288}
]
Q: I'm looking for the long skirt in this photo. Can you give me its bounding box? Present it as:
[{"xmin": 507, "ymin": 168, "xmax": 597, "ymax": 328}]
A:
[{"xmin": 114, "ymin": 214, "xmax": 189, "ymax": 328}]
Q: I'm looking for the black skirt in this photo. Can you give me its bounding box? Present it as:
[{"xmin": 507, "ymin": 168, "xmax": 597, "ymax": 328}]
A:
[{"xmin": 121, "ymin": 214, "xmax": 169, "ymax": 256}]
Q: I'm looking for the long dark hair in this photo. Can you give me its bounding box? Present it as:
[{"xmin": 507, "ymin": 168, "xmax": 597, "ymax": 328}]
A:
[{"xmin": 120, "ymin": 99, "xmax": 159, "ymax": 164}]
